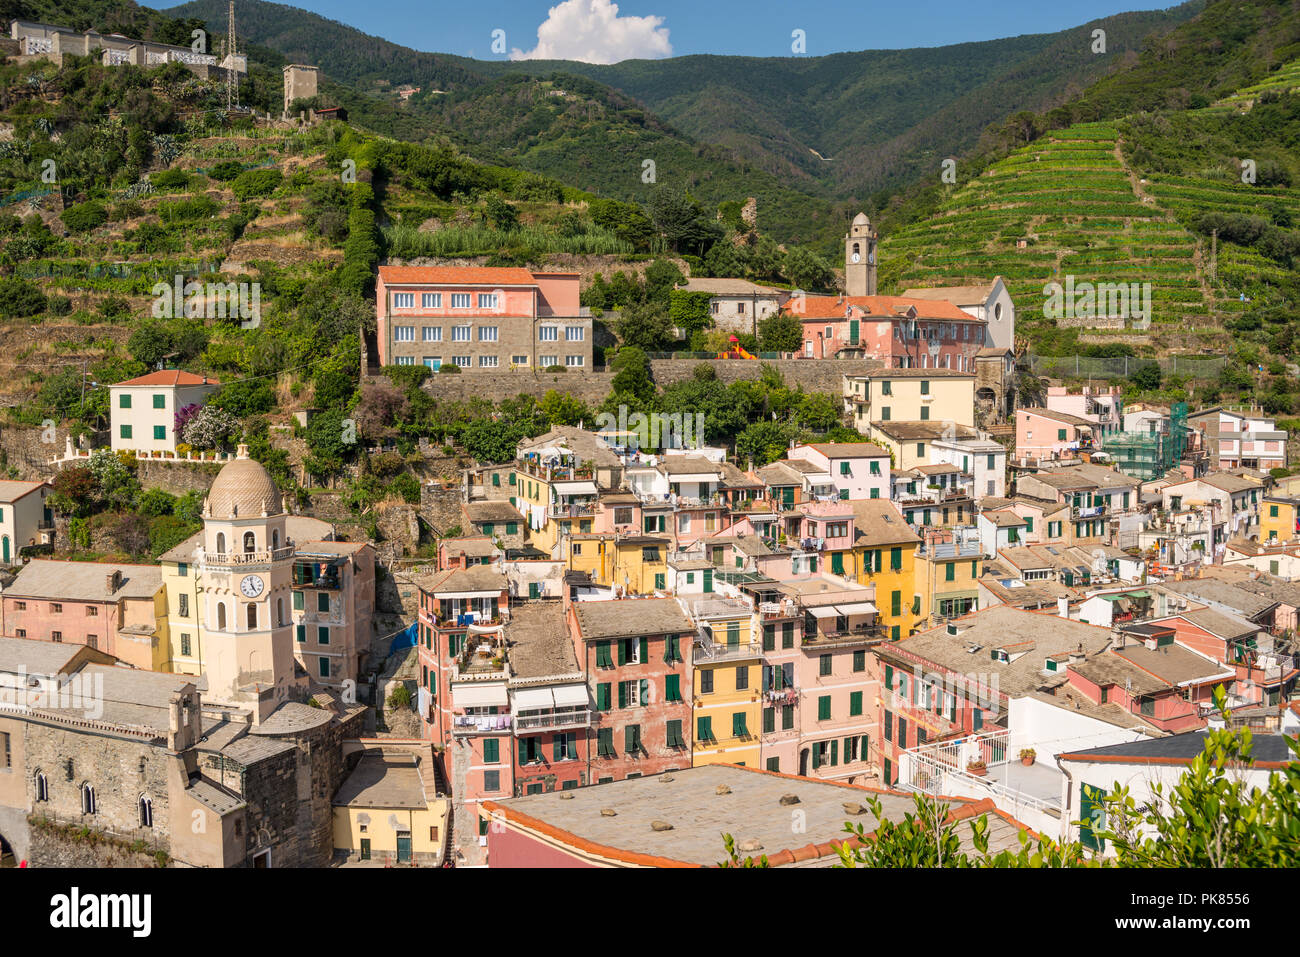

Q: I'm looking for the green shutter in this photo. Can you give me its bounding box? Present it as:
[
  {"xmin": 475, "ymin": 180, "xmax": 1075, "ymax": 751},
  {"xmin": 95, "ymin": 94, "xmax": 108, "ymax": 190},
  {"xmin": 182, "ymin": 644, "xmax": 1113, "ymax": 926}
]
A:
[
  {"xmin": 597, "ymin": 683, "xmax": 610, "ymax": 711},
  {"xmin": 830, "ymin": 739, "xmax": 838, "ymax": 766},
  {"xmin": 618, "ymin": 682, "xmax": 628, "ymax": 709},
  {"xmin": 831, "ymin": 552, "xmax": 844, "ymax": 575},
  {"xmin": 483, "ymin": 739, "xmax": 498, "ymax": 762},
  {"xmin": 665, "ymin": 673, "xmax": 680, "ymax": 701},
  {"xmin": 639, "ymin": 636, "xmax": 649, "ymax": 662},
  {"xmin": 818, "ymin": 696, "xmax": 831, "ymax": 720},
  {"xmin": 640, "ymin": 678, "xmax": 649, "ymax": 705},
  {"xmin": 617, "ymin": 639, "xmax": 627, "ymax": 665},
  {"xmin": 850, "ymin": 691, "xmax": 863, "ymax": 716}
]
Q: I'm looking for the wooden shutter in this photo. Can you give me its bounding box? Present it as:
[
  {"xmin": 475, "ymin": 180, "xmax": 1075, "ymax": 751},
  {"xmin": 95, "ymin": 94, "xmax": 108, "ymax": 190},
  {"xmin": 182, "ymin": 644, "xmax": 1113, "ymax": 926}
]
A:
[
  {"xmin": 617, "ymin": 639, "xmax": 628, "ymax": 665},
  {"xmin": 618, "ymin": 682, "xmax": 628, "ymax": 709},
  {"xmin": 597, "ymin": 683, "xmax": 610, "ymax": 711},
  {"xmin": 639, "ymin": 636, "xmax": 649, "ymax": 663},
  {"xmin": 830, "ymin": 738, "xmax": 838, "ymax": 766}
]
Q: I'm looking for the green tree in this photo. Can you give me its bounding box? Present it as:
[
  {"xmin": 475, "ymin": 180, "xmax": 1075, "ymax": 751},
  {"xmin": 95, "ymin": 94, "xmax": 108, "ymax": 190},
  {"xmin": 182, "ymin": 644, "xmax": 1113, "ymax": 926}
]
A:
[
  {"xmin": 1130, "ymin": 361, "xmax": 1162, "ymax": 392},
  {"xmin": 540, "ymin": 390, "xmax": 592, "ymax": 427},
  {"xmin": 608, "ymin": 347, "xmax": 654, "ymax": 404},
  {"xmin": 615, "ymin": 300, "xmax": 673, "ymax": 351},
  {"xmin": 758, "ymin": 312, "xmax": 803, "ymax": 353}
]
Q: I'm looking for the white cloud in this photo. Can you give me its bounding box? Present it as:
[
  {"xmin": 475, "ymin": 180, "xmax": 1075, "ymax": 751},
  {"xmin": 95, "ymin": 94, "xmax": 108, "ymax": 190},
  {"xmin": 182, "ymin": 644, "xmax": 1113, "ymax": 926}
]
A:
[{"xmin": 510, "ymin": 0, "xmax": 672, "ymax": 64}]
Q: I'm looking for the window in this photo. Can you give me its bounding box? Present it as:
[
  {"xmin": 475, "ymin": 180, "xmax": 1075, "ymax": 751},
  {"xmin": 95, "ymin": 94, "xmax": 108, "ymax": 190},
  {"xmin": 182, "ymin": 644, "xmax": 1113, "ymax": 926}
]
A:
[
  {"xmin": 666, "ymin": 720, "xmax": 685, "ymax": 749},
  {"xmin": 13, "ymin": 602, "xmax": 23, "ymax": 611},
  {"xmin": 597, "ymin": 728, "xmax": 615, "ymax": 757},
  {"xmin": 318, "ymin": 626, "xmax": 330, "ymax": 645},
  {"xmin": 820, "ymin": 654, "xmax": 832, "ymax": 676},
  {"xmin": 120, "ymin": 424, "xmax": 132, "ymax": 440},
  {"xmin": 35, "ymin": 770, "xmax": 47, "ymax": 801},
  {"xmin": 782, "ymin": 705, "xmax": 795, "ymax": 730},
  {"xmin": 920, "ymin": 380, "xmax": 930, "ymax": 395},
  {"xmin": 180, "ymin": 633, "xmax": 191, "ymax": 656},
  {"xmin": 625, "ymin": 724, "xmax": 642, "ymax": 754},
  {"xmin": 479, "ymin": 355, "xmax": 499, "ymax": 368},
  {"xmin": 697, "ymin": 716, "xmax": 714, "ymax": 742},
  {"xmin": 478, "ymin": 293, "xmax": 498, "ymax": 309},
  {"xmin": 422, "ymin": 326, "xmax": 442, "ymax": 342},
  {"xmin": 452, "ymin": 356, "xmax": 472, "ymax": 368},
  {"xmin": 850, "ymin": 691, "xmax": 863, "ymax": 716},
  {"xmin": 483, "ymin": 770, "xmax": 500, "ymax": 792},
  {"xmin": 81, "ymin": 782, "xmax": 96, "ymax": 814},
  {"xmin": 319, "ymin": 657, "xmax": 330, "ymax": 678},
  {"xmin": 316, "ymin": 592, "xmax": 330, "ymax": 614},
  {"xmin": 782, "ymin": 622, "xmax": 794, "ymax": 648},
  {"xmin": 119, "ymin": 393, "xmax": 132, "ymax": 409},
  {"xmin": 732, "ymin": 712, "xmax": 749, "ymax": 738},
  {"xmin": 665, "ymin": 673, "xmax": 682, "ymax": 702},
  {"xmin": 538, "ymin": 355, "xmax": 558, "ymax": 367},
  {"xmin": 0, "ymin": 731, "xmax": 7, "ymax": 769},
  {"xmin": 701, "ymin": 670, "xmax": 714, "ymax": 694},
  {"xmin": 451, "ymin": 293, "xmax": 471, "ymax": 309},
  {"xmin": 478, "ymin": 325, "xmax": 498, "ymax": 342},
  {"xmin": 565, "ymin": 326, "xmax": 585, "ymax": 341},
  {"xmin": 451, "ymin": 325, "xmax": 472, "ymax": 342},
  {"xmin": 393, "ymin": 292, "xmax": 415, "ymax": 308},
  {"xmin": 539, "ymin": 325, "xmax": 558, "ymax": 341},
  {"xmin": 139, "ymin": 794, "xmax": 153, "ymax": 828},
  {"xmin": 618, "ymin": 679, "xmax": 645, "ymax": 708},
  {"xmin": 853, "ymin": 650, "xmax": 865, "ymax": 672},
  {"xmin": 394, "ymin": 325, "xmax": 415, "ymax": 342},
  {"xmin": 736, "ymin": 666, "xmax": 749, "ymax": 690},
  {"xmin": 1057, "ymin": 429, "xmax": 1067, "ymax": 441},
  {"xmin": 664, "ymin": 635, "xmax": 682, "ymax": 663},
  {"xmin": 520, "ymin": 736, "xmax": 543, "ymax": 764},
  {"xmin": 818, "ymin": 695, "xmax": 831, "ymax": 720},
  {"xmin": 422, "ymin": 293, "xmax": 442, "ymax": 308},
  {"xmin": 763, "ymin": 708, "xmax": 775, "ymax": 734},
  {"xmin": 565, "ymin": 355, "xmax": 585, "ymax": 367},
  {"xmin": 511, "ymin": 355, "xmax": 528, "ymax": 366}
]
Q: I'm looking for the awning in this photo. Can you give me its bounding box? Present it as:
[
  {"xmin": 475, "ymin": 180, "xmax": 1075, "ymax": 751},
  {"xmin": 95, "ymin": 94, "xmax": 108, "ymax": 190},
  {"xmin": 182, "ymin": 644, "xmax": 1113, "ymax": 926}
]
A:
[
  {"xmin": 554, "ymin": 480, "xmax": 598, "ymax": 496},
  {"xmin": 511, "ymin": 687, "xmax": 554, "ymax": 710},
  {"xmin": 552, "ymin": 684, "xmax": 590, "ymax": 708},
  {"xmin": 835, "ymin": 602, "xmax": 878, "ymax": 615},
  {"xmin": 807, "ymin": 606, "xmax": 838, "ymax": 619},
  {"xmin": 452, "ymin": 683, "xmax": 508, "ymax": 709}
]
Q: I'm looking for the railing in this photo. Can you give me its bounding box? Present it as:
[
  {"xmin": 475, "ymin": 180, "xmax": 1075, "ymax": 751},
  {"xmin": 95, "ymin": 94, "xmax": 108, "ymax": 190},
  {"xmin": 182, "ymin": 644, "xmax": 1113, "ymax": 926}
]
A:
[
  {"xmin": 1071, "ymin": 504, "xmax": 1108, "ymax": 520},
  {"xmin": 901, "ymin": 729, "xmax": 1063, "ymax": 816},
  {"xmin": 549, "ymin": 502, "xmax": 596, "ymax": 518},
  {"xmin": 204, "ymin": 546, "xmax": 296, "ymax": 566},
  {"xmin": 514, "ymin": 708, "xmax": 592, "ymax": 732},
  {"xmin": 804, "ymin": 623, "xmax": 886, "ymax": 644},
  {"xmin": 452, "ymin": 713, "xmax": 512, "ymax": 734},
  {"xmin": 692, "ymin": 640, "xmax": 763, "ymax": 663}
]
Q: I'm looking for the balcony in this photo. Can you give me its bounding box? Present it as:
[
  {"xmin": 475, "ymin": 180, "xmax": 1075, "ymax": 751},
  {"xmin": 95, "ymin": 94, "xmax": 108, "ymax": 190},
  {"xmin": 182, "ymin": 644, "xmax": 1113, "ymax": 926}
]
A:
[
  {"xmin": 803, "ymin": 622, "xmax": 885, "ymax": 645},
  {"xmin": 514, "ymin": 708, "xmax": 593, "ymax": 732},
  {"xmin": 692, "ymin": 640, "xmax": 763, "ymax": 664},
  {"xmin": 899, "ymin": 729, "xmax": 1064, "ymax": 819},
  {"xmin": 549, "ymin": 501, "xmax": 596, "ymax": 519},
  {"xmin": 1071, "ymin": 503, "xmax": 1108, "ymax": 521},
  {"xmin": 203, "ymin": 545, "xmax": 295, "ymax": 567},
  {"xmin": 452, "ymin": 712, "xmax": 512, "ymax": 734}
]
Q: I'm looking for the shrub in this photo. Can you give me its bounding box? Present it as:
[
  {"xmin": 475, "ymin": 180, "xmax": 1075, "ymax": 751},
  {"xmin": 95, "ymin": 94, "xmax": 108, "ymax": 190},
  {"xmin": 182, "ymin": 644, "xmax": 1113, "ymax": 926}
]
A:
[
  {"xmin": 438, "ymin": 363, "xmax": 461, "ymax": 374},
  {"xmin": 0, "ymin": 278, "xmax": 46, "ymax": 318},
  {"xmin": 158, "ymin": 196, "xmax": 219, "ymax": 223},
  {"xmin": 206, "ymin": 161, "xmax": 244, "ymax": 181},
  {"xmin": 47, "ymin": 296, "xmax": 71, "ymax": 316},
  {"xmin": 231, "ymin": 168, "xmax": 283, "ymax": 200},
  {"xmin": 61, "ymin": 201, "xmax": 108, "ymax": 233},
  {"xmin": 149, "ymin": 168, "xmax": 191, "ymax": 191},
  {"xmin": 388, "ymin": 472, "xmax": 420, "ymax": 504},
  {"xmin": 387, "ymin": 684, "xmax": 413, "ymax": 709}
]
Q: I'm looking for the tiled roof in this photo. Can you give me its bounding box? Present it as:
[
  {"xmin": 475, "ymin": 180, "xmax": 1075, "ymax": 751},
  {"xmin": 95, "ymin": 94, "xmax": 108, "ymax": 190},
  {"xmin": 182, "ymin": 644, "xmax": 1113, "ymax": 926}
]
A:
[
  {"xmin": 114, "ymin": 370, "xmax": 218, "ymax": 387},
  {"xmin": 792, "ymin": 294, "xmax": 976, "ymax": 321},
  {"xmin": 378, "ymin": 265, "xmax": 539, "ymax": 285}
]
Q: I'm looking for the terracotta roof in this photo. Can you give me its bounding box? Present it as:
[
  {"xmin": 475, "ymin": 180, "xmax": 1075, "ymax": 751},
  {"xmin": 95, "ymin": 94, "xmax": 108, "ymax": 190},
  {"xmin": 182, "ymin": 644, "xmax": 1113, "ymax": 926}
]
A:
[
  {"xmin": 792, "ymin": 294, "xmax": 975, "ymax": 321},
  {"xmin": 899, "ymin": 281, "xmax": 1001, "ymax": 304},
  {"xmin": 114, "ymin": 370, "xmax": 219, "ymax": 387},
  {"xmin": 378, "ymin": 265, "xmax": 539, "ymax": 286}
]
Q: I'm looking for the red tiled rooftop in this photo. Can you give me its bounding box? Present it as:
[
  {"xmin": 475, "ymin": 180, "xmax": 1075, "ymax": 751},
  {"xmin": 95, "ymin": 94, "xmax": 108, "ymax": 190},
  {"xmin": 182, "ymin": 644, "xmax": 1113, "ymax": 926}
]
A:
[
  {"xmin": 114, "ymin": 370, "xmax": 219, "ymax": 387},
  {"xmin": 792, "ymin": 295, "xmax": 975, "ymax": 322},
  {"xmin": 378, "ymin": 266, "xmax": 541, "ymax": 286}
]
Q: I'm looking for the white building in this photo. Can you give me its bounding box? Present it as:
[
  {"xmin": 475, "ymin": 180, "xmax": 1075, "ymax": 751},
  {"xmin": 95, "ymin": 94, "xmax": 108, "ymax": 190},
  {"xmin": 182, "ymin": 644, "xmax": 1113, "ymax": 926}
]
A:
[
  {"xmin": 930, "ymin": 436, "xmax": 1007, "ymax": 500},
  {"xmin": 109, "ymin": 370, "xmax": 220, "ymax": 456},
  {"xmin": 899, "ymin": 277, "xmax": 1015, "ymax": 352},
  {"xmin": 678, "ymin": 278, "xmax": 790, "ymax": 335},
  {"xmin": 787, "ymin": 442, "xmax": 891, "ymax": 501},
  {"xmin": 0, "ymin": 480, "xmax": 53, "ymax": 564}
]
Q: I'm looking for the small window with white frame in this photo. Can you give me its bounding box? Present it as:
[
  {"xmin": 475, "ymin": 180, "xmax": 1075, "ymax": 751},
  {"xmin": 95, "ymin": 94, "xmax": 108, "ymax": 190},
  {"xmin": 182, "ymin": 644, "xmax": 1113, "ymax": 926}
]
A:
[
  {"xmin": 394, "ymin": 325, "xmax": 415, "ymax": 342},
  {"xmin": 565, "ymin": 355, "xmax": 584, "ymax": 367},
  {"xmin": 422, "ymin": 293, "xmax": 442, "ymax": 308},
  {"xmin": 453, "ymin": 356, "xmax": 472, "ymax": 368},
  {"xmin": 451, "ymin": 293, "xmax": 471, "ymax": 309},
  {"xmin": 452, "ymin": 325, "xmax": 472, "ymax": 342},
  {"xmin": 393, "ymin": 293, "xmax": 414, "ymax": 309},
  {"xmin": 479, "ymin": 355, "xmax": 499, "ymax": 368},
  {"xmin": 422, "ymin": 326, "xmax": 442, "ymax": 342},
  {"xmin": 565, "ymin": 326, "xmax": 585, "ymax": 341},
  {"xmin": 539, "ymin": 325, "xmax": 558, "ymax": 341},
  {"xmin": 511, "ymin": 355, "xmax": 528, "ymax": 366},
  {"xmin": 478, "ymin": 293, "xmax": 498, "ymax": 309},
  {"xmin": 478, "ymin": 326, "xmax": 498, "ymax": 342},
  {"xmin": 539, "ymin": 355, "xmax": 558, "ymax": 367},
  {"xmin": 395, "ymin": 356, "xmax": 415, "ymax": 366}
]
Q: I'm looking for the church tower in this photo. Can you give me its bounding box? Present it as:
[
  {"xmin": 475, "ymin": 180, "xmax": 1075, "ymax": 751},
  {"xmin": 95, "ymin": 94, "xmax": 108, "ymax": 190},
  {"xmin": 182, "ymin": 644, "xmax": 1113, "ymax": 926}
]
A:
[
  {"xmin": 197, "ymin": 444, "xmax": 298, "ymax": 722},
  {"xmin": 845, "ymin": 212, "xmax": 878, "ymax": 297}
]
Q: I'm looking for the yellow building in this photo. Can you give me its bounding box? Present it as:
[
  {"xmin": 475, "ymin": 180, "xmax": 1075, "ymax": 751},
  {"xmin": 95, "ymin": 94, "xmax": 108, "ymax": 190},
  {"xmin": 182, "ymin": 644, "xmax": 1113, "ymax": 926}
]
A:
[
  {"xmin": 686, "ymin": 597, "xmax": 762, "ymax": 769},
  {"xmin": 864, "ymin": 420, "xmax": 981, "ymax": 471},
  {"xmin": 160, "ymin": 535, "xmax": 204, "ymax": 675},
  {"xmin": 1261, "ymin": 496, "xmax": 1300, "ymax": 544},
  {"xmin": 844, "ymin": 369, "xmax": 976, "ymax": 433},
  {"xmin": 848, "ymin": 500, "xmax": 922, "ymax": 640},
  {"xmin": 913, "ymin": 536, "xmax": 982, "ymax": 630},
  {"xmin": 564, "ymin": 534, "xmax": 671, "ymax": 595},
  {"xmin": 332, "ymin": 746, "xmax": 450, "ymax": 866}
]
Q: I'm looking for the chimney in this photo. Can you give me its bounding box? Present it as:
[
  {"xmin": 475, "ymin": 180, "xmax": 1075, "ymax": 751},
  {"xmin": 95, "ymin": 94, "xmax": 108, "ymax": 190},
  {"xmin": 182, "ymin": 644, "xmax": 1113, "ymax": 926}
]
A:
[
  {"xmin": 106, "ymin": 570, "xmax": 122, "ymax": 594},
  {"xmin": 1057, "ymin": 596, "xmax": 1069, "ymax": 619}
]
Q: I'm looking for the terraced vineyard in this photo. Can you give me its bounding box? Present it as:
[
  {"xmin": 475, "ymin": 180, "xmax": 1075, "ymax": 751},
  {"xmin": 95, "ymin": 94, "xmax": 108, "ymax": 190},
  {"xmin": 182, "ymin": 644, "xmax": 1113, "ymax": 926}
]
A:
[{"xmin": 879, "ymin": 121, "xmax": 1218, "ymax": 349}]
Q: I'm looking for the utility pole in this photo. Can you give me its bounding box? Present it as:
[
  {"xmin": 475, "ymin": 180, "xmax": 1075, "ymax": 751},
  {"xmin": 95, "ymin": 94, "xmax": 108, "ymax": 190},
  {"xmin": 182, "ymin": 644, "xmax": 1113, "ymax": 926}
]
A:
[
  {"xmin": 1210, "ymin": 228, "xmax": 1217, "ymax": 283},
  {"xmin": 226, "ymin": 1, "xmax": 238, "ymax": 113}
]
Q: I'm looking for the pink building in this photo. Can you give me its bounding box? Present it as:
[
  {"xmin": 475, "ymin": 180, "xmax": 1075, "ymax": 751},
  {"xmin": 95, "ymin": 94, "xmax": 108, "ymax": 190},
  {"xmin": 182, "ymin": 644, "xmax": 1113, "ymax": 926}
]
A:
[
  {"xmin": 793, "ymin": 295, "xmax": 986, "ymax": 371},
  {"xmin": 375, "ymin": 266, "xmax": 590, "ymax": 370},
  {"xmin": 1015, "ymin": 407, "xmax": 1097, "ymax": 464},
  {"xmin": 1187, "ymin": 407, "xmax": 1287, "ymax": 472}
]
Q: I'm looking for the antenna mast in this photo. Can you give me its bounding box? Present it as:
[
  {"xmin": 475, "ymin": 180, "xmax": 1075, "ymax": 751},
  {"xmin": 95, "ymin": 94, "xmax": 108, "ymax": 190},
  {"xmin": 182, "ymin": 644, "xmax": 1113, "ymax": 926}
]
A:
[{"xmin": 226, "ymin": 1, "xmax": 238, "ymax": 112}]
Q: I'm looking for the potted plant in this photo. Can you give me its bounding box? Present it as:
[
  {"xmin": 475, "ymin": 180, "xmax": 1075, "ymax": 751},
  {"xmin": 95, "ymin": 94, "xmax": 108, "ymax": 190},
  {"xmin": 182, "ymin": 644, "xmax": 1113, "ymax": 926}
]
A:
[
  {"xmin": 1019, "ymin": 748, "xmax": 1036, "ymax": 767},
  {"xmin": 966, "ymin": 758, "xmax": 988, "ymax": 777}
]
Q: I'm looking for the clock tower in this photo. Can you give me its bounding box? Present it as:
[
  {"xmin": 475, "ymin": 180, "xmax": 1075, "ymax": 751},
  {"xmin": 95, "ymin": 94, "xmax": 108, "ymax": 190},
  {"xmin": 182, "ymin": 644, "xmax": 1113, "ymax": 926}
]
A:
[
  {"xmin": 845, "ymin": 212, "xmax": 878, "ymax": 297},
  {"xmin": 197, "ymin": 444, "xmax": 298, "ymax": 722}
]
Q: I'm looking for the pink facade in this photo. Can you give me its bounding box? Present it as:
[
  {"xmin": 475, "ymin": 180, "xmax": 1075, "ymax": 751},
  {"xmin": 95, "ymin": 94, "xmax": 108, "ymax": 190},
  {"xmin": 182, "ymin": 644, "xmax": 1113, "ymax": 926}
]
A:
[
  {"xmin": 759, "ymin": 610, "xmax": 801, "ymax": 775},
  {"xmin": 788, "ymin": 444, "xmax": 890, "ymax": 500},
  {"xmin": 1016, "ymin": 409, "xmax": 1091, "ymax": 461},
  {"xmin": 484, "ymin": 821, "xmax": 600, "ymax": 868},
  {"xmin": 1064, "ymin": 666, "xmax": 1207, "ymax": 733},
  {"xmin": 797, "ymin": 639, "xmax": 876, "ymax": 782},
  {"xmin": 792, "ymin": 295, "xmax": 987, "ymax": 371}
]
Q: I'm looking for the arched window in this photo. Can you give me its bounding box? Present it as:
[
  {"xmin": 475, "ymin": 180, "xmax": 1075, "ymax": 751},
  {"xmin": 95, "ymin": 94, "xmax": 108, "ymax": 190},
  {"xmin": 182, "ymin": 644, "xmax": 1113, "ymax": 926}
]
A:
[
  {"xmin": 216, "ymin": 532, "xmax": 226, "ymax": 554},
  {"xmin": 80, "ymin": 782, "xmax": 95, "ymax": 815},
  {"xmin": 139, "ymin": 794, "xmax": 153, "ymax": 828},
  {"xmin": 243, "ymin": 532, "xmax": 256, "ymax": 554},
  {"xmin": 34, "ymin": 770, "xmax": 47, "ymax": 802},
  {"xmin": 246, "ymin": 603, "xmax": 257, "ymax": 629},
  {"xmin": 216, "ymin": 602, "xmax": 227, "ymax": 630},
  {"xmin": 276, "ymin": 597, "xmax": 285, "ymax": 627},
  {"xmin": 272, "ymin": 529, "xmax": 280, "ymax": 550}
]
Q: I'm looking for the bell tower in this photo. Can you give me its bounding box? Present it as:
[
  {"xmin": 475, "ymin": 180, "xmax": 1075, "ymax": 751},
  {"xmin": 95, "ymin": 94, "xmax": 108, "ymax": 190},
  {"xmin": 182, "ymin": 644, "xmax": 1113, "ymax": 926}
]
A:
[{"xmin": 845, "ymin": 212, "xmax": 878, "ymax": 297}]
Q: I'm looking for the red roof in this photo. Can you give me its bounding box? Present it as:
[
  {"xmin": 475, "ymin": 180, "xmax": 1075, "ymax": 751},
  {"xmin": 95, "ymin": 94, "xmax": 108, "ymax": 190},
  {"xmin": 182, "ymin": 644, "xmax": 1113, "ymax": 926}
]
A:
[
  {"xmin": 378, "ymin": 266, "xmax": 541, "ymax": 286},
  {"xmin": 793, "ymin": 295, "xmax": 975, "ymax": 321},
  {"xmin": 114, "ymin": 371, "xmax": 219, "ymax": 387}
]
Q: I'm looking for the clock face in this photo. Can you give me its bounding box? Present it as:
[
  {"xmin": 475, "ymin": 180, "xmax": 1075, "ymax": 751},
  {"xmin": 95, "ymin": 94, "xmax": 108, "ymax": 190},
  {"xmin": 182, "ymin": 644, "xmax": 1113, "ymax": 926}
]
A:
[
  {"xmin": 240, "ymin": 575, "xmax": 264, "ymax": 598},
  {"xmin": 851, "ymin": 253, "xmax": 861, "ymax": 263}
]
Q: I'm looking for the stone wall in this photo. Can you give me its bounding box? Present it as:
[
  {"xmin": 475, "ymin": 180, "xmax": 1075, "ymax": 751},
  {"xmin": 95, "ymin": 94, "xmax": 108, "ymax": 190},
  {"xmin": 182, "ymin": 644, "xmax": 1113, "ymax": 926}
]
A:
[
  {"xmin": 26, "ymin": 818, "xmax": 168, "ymax": 867},
  {"xmin": 648, "ymin": 358, "xmax": 883, "ymax": 393},
  {"xmin": 133, "ymin": 460, "xmax": 222, "ymax": 495}
]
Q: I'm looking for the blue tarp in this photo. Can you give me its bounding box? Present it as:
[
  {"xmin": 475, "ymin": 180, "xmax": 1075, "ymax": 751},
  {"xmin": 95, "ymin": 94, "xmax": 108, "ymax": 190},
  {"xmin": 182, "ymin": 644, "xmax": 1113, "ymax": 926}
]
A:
[{"xmin": 389, "ymin": 621, "xmax": 418, "ymax": 656}]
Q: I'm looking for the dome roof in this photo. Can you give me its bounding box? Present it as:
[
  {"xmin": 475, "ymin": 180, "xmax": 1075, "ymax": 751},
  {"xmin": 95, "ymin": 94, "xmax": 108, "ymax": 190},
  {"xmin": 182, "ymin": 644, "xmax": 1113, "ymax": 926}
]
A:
[
  {"xmin": 852, "ymin": 212, "xmax": 871, "ymax": 226},
  {"xmin": 205, "ymin": 444, "xmax": 282, "ymax": 520}
]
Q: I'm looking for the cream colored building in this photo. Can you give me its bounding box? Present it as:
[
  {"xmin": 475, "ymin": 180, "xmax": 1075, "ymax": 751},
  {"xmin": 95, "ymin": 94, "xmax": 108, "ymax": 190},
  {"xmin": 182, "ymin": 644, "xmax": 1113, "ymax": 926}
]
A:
[
  {"xmin": 844, "ymin": 369, "xmax": 976, "ymax": 433},
  {"xmin": 109, "ymin": 370, "xmax": 219, "ymax": 456},
  {"xmin": 332, "ymin": 744, "xmax": 450, "ymax": 866},
  {"xmin": 0, "ymin": 480, "xmax": 52, "ymax": 564}
]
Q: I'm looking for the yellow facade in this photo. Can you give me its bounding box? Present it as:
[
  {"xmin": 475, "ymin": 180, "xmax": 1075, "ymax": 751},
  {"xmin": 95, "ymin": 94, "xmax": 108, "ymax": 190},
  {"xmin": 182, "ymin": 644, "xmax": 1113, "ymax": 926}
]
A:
[
  {"xmin": 1261, "ymin": 498, "xmax": 1299, "ymax": 544},
  {"xmin": 914, "ymin": 552, "xmax": 982, "ymax": 628},
  {"xmin": 847, "ymin": 373, "xmax": 976, "ymax": 432},
  {"xmin": 332, "ymin": 798, "xmax": 450, "ymax": 864},
  {"xmin": 691, "ymin": 613, "xmax": 761, "ymax": 768},
  {"xmin": 161, "ymin": 558, "xmax": 204, "ymax": 675},
  {"xmin": 852, "ymin": 541, "xmax": 921, "ymax": 640},
  {"xmin": 612, "ymin": 539, "xmax": 669, "ymax": 595}
]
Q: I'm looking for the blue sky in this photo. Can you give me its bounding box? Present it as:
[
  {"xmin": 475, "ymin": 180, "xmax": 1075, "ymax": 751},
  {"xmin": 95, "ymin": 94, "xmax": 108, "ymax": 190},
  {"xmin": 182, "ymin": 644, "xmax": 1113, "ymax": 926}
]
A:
[{"xmin": 146, "ymin": 0, "xmax": 1168, "ymax": 62}]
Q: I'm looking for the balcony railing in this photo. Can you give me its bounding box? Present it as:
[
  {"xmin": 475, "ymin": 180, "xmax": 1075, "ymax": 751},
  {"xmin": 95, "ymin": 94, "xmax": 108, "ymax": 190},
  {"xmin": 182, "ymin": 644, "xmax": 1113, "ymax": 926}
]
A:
[
  {"xmin": 204, "ymin": 545, "xmax": 295, "ymax": 566},
  {"xmin": 453, "ymin": 713, "xmax": 512, "ymax": 734},
  {"xmin": 514, "ymin": 708, "xmax": 592, "ymax": 732},
  {"xmin": 692, "ymin": 640, "xmax": 763, "ymax": 663},
  {"xmin": 549, "ymin": 502, "xmax": 596, "ymax": 519},
  {"xmin": 1071, "ymin": 503, "xmax": 1108, "ymax": 521},
  {"xmin": 899, "ymin": 728, "xmax": 1063, "ymax": 817},
  {"xmin": 803, "ymin": 623, "xmax": 886, "ymax": 644}
]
